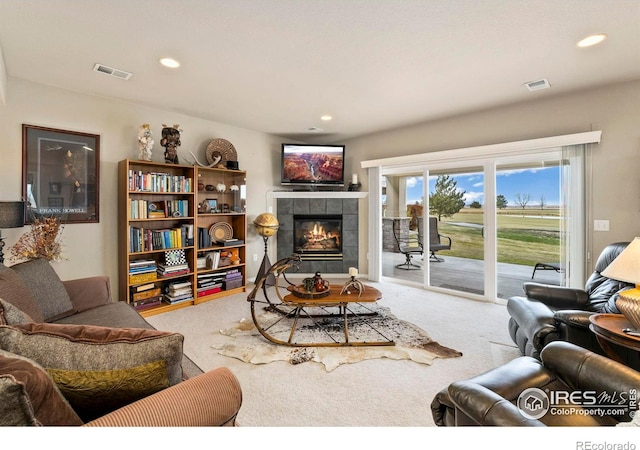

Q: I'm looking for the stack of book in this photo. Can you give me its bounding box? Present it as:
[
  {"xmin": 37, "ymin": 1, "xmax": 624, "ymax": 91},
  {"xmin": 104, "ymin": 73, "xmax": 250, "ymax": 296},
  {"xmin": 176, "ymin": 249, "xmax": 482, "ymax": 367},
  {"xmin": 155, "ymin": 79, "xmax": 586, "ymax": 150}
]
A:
[
  {"xmin": 224, "ymin": 268, "xmax": 243, "ymax": 290},
  {"xmin": 157, "ymin": 263, "xmax": 189, "ymax": 278},
  {"xmin": 196, "ymin": 273, "xmax": 224, "ymax": 297},
  {"xmin": 128, "ymin": 260, "xmax": 157, "ymax": 284},
  {"xmin": 157, "ymin": 249, "xmax": 190, "ymax": 278},
  {"xmin": 130, "ymin": 283, "xmax": 162, "ymax": 311},
  {"xmin": 163, "ymin": 280, "xmax": 193, "ymax": 304}
]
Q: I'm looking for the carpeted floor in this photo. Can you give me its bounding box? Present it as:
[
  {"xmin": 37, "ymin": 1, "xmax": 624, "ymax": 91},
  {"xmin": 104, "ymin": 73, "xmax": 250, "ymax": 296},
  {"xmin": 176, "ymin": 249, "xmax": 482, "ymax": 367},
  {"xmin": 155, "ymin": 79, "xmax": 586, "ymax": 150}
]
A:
[{"xmin": 147, "ymin": 280, "xmax": 520, "ymax": 426}]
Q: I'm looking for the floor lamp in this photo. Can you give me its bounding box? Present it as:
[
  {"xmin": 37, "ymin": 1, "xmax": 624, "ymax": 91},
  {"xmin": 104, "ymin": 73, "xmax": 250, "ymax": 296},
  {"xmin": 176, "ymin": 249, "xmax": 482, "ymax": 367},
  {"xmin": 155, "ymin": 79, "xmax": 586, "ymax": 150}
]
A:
[
  {"xmin": 253, "ymin": 213, "xmax": 279, "ymax": 286},
  {"xmin": 0, "ymin": 201, "xmax": 25, "ymax": 264}
]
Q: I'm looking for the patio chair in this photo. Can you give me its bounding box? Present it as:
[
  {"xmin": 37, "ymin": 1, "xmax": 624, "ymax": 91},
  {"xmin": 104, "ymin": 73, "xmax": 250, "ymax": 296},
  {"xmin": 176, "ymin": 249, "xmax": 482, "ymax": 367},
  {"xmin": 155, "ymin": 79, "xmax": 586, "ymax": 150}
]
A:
[
  {"xmin": 392, "ymin": 218, "xmax": 423, "ymax": 270},
  {"xmin": 428, "ymin": 217, "xmax": 452, "ymax": 262}
]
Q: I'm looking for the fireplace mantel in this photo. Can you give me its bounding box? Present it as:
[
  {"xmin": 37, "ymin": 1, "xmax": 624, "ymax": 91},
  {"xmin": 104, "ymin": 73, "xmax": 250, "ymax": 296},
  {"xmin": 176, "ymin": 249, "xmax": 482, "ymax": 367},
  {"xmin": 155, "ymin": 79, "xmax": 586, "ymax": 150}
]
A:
[{"xmin": 268, "ymin": 191, "xmax": 368, "ymax": 200}]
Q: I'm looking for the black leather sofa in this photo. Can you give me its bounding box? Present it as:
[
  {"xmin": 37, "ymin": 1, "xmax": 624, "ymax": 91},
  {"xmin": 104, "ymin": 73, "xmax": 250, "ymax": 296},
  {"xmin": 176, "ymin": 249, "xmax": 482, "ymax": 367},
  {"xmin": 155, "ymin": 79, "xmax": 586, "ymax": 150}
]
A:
[
  {"xmin": 431, "ymin": 341, "xmax": 640, "ymax": 426},
  {"xmin": 506, "ymin": 242, "xmax": 632, "ymax": 359}
]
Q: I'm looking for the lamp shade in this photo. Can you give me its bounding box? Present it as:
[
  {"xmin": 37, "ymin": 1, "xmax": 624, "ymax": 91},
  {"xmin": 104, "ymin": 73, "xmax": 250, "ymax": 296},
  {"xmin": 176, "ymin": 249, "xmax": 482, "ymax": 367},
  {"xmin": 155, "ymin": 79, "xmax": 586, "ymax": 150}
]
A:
[
  {"xmin": 601, "ymin": 237, "xmax": 640, "ymax": 285},
  {"xmin": 0, "ymin": 202, "xmax": 25, "ymax": 229}
]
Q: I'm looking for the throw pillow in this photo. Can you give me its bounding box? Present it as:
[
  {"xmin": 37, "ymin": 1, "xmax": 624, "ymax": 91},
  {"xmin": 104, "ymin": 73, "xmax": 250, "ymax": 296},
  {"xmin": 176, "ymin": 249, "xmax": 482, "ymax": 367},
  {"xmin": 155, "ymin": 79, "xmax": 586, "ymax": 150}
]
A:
[
  {"xmin": 10, "ymin": 258, "xmax": 74, "ymax": 321},
  {"xmin": 0, "ymin": 264, "xmax": 45, "ymax": 322},
  {"xmin": 0, "ymin": 349, "xmax": 83, "ymax": 426},
  {"xmin": 0, "ymin": 322, "xmax": 184, "ymax": 422},
  {"xmin": 0, "ymin": 298, "xmax": 34, "ymax": 325}
]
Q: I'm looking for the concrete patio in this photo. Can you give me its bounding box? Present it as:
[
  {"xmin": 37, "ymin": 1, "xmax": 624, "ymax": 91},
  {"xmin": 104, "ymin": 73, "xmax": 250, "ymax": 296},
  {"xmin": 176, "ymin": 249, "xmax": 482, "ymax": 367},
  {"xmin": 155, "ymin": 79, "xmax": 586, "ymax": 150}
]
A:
[{"xmin": 382, "ymin": 251, "xmax": 563, "ymax": 300}]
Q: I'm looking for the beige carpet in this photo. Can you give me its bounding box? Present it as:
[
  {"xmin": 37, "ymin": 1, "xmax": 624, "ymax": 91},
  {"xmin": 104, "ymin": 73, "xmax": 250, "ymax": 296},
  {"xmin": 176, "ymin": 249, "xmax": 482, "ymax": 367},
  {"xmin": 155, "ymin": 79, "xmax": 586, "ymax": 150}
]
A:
[
  {"xmin": 213, "ymin": 304, "xmax": 462, "ymax": 371},
  {"xmin": 147, "ymin": 280, "xmax": 521, "ymax": 426}
]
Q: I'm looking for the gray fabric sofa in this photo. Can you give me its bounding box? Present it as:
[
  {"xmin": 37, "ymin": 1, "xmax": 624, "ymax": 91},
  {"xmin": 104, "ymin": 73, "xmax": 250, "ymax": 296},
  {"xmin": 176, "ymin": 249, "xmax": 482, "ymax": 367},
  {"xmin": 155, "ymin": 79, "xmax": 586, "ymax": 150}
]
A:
[
  {"xmin": 0, "ymin": 258, "xmax": 202, "ymax": 377},
  {"xmin": 0, "ymin": 257, "xmax": 244, "ymax": 426}
]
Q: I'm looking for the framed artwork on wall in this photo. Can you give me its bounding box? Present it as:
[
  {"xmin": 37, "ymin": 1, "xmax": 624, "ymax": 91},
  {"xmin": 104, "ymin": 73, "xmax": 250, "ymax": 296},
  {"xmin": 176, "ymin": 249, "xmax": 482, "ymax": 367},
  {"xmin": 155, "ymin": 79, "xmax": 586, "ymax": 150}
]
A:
[{"xmin": 22, "ymin": 124, "xmax": 100, "ymax": 224}]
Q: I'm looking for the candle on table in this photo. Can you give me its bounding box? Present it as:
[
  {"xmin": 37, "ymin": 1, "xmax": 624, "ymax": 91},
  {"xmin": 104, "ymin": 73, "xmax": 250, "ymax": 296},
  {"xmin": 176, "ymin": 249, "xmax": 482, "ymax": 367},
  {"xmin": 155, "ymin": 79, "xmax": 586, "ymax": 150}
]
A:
[
  {"xmin": 349, "ymin": 267, "xmax": 358, "ymax": 277},
  {"xmin": 352, "ymin": 174, "xmax": 358, "ymax": 185}
]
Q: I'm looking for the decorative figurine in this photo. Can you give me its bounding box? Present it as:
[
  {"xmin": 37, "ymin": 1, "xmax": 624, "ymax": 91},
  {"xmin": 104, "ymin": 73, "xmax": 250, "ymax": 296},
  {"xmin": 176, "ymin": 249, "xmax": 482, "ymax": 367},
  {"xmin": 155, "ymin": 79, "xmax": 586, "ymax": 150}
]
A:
[
  {"xmin": 313, "ymin": 271, "xmax": 329, "ymax": 292},
  {"xmin": 137, "ymin": 123, "xmax": 154, "ymax": 161},
  {"xmin": 161, "ymin": 124, "xmax": 182, "ymax": 164}
]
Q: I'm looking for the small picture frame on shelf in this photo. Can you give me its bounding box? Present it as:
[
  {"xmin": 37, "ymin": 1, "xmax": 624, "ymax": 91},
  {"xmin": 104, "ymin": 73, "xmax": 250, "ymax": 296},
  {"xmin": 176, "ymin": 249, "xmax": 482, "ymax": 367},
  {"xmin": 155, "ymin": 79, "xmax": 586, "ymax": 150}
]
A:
[{"xmin": 206, "ymin": 199, "xmax": 218, "ymax": 213}]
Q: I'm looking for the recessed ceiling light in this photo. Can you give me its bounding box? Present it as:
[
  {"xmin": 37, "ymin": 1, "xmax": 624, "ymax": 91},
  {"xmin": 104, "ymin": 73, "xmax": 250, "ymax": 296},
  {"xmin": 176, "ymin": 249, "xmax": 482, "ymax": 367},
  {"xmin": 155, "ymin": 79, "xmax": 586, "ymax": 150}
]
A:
[
  {"xmin": 577, "ymin": 34, "xmax": 607, "ymax": 48},
  {"xmin": 159, "ymin": 57, "xmax": 180, "ymax": 68},
  {"xmin": 320, "ymin": 115, "xmax": 333, "ymax": 121}
]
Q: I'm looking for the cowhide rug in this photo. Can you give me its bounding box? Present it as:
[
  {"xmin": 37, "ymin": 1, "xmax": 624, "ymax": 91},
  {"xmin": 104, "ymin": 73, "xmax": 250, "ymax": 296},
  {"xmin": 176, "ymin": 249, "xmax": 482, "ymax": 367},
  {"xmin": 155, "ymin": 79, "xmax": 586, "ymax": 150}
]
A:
[{"xmin": 212, "ymin": 304, "xmax": 462, "ymax": 372}]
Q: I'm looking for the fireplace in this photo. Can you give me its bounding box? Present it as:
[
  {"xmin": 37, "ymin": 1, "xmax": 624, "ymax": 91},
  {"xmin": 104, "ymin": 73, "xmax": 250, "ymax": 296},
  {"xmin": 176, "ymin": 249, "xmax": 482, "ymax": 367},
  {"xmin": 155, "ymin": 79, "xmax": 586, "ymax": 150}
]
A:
[
  {"xmin": 275, "ymin": 195, "xmax": 360, "ymax": 274},
  {"xmin": 293, "ymin": 214, "xmax": 342, "ymax": 260}
]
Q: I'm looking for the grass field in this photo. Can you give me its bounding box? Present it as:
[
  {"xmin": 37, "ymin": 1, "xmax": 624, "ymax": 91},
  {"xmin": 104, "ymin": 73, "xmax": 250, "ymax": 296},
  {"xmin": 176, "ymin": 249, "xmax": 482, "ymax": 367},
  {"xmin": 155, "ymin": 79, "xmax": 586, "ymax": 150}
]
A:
[{"xmin": 433, "ymin": 208, "xmax": 561, "ymax": 266}]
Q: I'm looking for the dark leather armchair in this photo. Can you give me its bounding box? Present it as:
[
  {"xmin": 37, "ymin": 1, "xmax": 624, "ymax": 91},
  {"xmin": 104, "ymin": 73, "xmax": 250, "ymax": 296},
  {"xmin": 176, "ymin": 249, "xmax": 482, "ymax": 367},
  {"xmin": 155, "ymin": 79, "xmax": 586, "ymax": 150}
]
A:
[
  {"xmin": 431, "ymin": 341, "xmax": 640, "ymax": 426},
  {"xmin": 507, "ymin": 242, "xmax": 632, "ymax": 359}
]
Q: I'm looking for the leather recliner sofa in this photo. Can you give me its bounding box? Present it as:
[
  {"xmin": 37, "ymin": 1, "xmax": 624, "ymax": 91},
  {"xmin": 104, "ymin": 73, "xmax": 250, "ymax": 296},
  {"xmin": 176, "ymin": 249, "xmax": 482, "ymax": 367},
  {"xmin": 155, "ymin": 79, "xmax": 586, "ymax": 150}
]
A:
[
  {"xmin": 431, "ymin": 341, "xmax": 640, "ymax": 426},
  {"xmin": 507, "ymin": 242, "xmax": 632, "ymax": 360}
]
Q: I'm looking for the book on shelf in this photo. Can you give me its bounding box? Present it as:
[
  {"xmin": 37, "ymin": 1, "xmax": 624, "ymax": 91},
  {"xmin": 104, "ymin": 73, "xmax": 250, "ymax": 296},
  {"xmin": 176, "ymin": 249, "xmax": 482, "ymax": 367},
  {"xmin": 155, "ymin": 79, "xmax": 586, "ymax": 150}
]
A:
[
  {"xmin": 167, "ymin": 280, "xmax": 192, "ymax": 290},
  {"xmin": 197, "ymin": 286, "xmax": 222, "ymax": 297},
  {"xmin": 130, "ymin": 282, "xmax": 156, "ymax": 293},
  {"xmin": 197, "ymin": 227, "xmax": 212, "ymax": 248},
  {"xmin": 129, "ymin": 272, "xmax": 157, "ymax": 284},
  {"xmin": 158, "ymin": 269, "xmax": 189, "ymax": 278},
  {"xmin": 215, "ymin": 239, "xmax": 245, "ymax": 245},
  {"xmin": 131, "ymin": 287, "xmax": 162, "ymax": 301},
  {"xmin": 133, "ymin": 299, "xmax": 163, "ymax": 311},
  {"xmin": 129, "ymin": 227, "xmax": 186, "ymax": 252},
  {"xmin": 128, "ymin": 170, "xmax": 193, "ymax": 193},
  {"xmin": 163, "ymin": 290, "xmax": 193, "ymax": 303}
]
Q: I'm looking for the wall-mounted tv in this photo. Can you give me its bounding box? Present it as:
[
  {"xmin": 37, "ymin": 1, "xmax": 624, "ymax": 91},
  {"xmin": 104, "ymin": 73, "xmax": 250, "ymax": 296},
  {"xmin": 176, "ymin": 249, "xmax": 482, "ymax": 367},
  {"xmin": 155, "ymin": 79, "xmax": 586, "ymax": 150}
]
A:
[{"xmin": 281, "ymin": 143, "xmax": 345, "ymax": 187}]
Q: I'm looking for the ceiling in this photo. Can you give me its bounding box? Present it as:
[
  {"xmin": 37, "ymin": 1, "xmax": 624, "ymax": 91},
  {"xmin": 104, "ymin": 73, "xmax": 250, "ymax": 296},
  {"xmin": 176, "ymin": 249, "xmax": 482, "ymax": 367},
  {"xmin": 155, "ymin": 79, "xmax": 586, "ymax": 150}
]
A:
[{"xmin": 1, "ymin": 0, "xmax": 639, "ymax": 144}]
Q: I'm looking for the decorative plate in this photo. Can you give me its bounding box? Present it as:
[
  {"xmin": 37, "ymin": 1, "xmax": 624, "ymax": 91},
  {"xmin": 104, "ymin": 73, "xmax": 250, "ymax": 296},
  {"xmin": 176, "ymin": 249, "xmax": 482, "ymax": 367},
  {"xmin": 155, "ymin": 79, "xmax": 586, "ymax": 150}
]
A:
[
  {"xmin": 209, "ymin": 222, "xmax": 233, "ymax": 241},
  {"xmin": 206, "ymin": 138, "xmax": 237, "ymax": 165}
]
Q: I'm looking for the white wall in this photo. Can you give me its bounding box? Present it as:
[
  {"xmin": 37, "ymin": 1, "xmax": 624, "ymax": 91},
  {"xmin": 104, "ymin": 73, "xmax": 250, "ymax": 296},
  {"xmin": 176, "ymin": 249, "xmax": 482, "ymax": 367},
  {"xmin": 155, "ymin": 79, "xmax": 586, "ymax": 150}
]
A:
[
  {"xmin": 345, "ymin": 79, "xmax": 640, "ymax": 274},
  {"xmin": 2, "ymin": 77, "xmax": 639, "ymax": 286},
  {"xmin": 0, "ymin": 78, "xmax": 283, "ymax": 293}
]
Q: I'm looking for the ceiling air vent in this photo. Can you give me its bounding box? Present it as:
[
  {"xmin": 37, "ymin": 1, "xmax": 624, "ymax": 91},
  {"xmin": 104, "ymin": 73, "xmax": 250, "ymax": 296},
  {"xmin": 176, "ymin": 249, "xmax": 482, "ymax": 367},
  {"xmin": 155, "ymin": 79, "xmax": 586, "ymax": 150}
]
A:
[
  {"xmin": 524, "ymin": 78, "xmax": 550, "ymax": 92},
  {"xmin": 92, "ymin": 63, "xmax": 132, "ymax": 80}
]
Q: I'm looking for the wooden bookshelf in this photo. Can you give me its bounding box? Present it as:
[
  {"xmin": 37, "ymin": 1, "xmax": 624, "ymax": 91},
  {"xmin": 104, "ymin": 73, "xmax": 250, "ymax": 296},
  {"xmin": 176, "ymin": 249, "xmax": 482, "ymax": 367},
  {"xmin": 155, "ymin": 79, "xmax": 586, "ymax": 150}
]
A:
[{"xmin": 118, "ymin": 159, "xmax": 247, "ymax": 317}]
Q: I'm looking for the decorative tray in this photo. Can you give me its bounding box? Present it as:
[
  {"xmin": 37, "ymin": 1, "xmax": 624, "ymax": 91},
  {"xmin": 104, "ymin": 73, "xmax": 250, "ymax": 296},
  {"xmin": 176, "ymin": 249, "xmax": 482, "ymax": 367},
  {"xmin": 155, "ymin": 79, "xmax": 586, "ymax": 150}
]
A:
[{"xmin": 287, "ymin": 284, "xmax": 331, "ymax": 299}]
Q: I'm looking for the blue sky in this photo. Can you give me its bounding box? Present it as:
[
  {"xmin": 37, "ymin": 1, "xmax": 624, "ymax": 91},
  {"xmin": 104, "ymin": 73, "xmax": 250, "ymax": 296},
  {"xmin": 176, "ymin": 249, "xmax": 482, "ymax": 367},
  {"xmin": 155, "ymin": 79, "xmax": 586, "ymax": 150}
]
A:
[{"xmin": 404, "ymin": 166, "xmax": 561, "ymax": 207}]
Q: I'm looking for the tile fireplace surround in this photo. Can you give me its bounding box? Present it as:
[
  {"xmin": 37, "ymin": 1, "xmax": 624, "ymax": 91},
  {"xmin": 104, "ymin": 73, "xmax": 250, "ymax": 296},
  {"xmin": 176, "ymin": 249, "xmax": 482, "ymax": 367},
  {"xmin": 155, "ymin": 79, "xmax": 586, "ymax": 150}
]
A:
[{"xmin": 270, "ymin": 191, "xmax": 367, "ymax": 274}]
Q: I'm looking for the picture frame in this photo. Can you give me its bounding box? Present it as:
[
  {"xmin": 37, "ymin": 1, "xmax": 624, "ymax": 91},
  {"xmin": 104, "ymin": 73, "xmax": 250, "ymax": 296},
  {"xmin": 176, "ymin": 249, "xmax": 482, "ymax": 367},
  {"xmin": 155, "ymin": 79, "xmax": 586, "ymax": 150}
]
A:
[
  {"xmin": 206, "ymin": 199, "xmax": 218, "ymax": 212},
  {"xmin": 22, "ymin": 124, "xmax": 100, "ymax": 223}
]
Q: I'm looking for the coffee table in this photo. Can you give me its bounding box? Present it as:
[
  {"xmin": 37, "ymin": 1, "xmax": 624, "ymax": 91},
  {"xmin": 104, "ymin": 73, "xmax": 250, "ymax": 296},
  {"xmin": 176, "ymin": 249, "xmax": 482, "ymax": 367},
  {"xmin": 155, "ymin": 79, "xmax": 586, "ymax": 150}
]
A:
[{"xmin": 247, "ymin": 254, "xmax": 394, "ymax": 347}]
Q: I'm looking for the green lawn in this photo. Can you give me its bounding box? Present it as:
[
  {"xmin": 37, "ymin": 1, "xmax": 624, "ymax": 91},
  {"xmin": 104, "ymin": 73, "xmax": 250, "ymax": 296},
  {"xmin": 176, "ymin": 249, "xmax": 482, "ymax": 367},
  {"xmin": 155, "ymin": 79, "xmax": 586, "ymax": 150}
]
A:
[{"xmin": 433, "ymin": 209, "xmax": 561, "ymax": 266}]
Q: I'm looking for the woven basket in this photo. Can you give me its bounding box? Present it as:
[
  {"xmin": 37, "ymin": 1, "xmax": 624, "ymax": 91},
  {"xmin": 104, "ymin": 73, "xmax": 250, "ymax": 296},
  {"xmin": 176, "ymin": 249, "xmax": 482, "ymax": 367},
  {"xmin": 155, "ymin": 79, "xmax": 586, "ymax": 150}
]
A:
[{"xmin": 616, "ymin": 294, "xmax": 640, "ymax": 330}]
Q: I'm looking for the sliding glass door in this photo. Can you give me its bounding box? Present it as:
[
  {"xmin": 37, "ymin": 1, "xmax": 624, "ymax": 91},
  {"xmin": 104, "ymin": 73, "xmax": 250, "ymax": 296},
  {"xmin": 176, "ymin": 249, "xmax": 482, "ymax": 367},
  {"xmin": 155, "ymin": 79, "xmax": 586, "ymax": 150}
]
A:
[{"xmin": 374, "ymin": 142, "xmax": 587, "ymax": 302}]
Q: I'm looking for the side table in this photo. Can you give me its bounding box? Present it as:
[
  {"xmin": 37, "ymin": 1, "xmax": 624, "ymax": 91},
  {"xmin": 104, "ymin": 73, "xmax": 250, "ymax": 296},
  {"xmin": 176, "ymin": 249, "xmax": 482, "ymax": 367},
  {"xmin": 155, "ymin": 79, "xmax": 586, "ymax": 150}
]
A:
[{"xmin": 589, "ymin": 313, "xmax": 640, "ymax": 369}]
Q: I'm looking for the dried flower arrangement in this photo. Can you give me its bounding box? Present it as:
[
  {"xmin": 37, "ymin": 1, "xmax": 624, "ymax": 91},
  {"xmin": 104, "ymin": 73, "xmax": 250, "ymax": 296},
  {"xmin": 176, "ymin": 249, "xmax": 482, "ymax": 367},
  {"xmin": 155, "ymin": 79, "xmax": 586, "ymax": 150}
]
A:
[{"xmin": 10, "ymin": 216, "xmax": 64, "ymax": 262}]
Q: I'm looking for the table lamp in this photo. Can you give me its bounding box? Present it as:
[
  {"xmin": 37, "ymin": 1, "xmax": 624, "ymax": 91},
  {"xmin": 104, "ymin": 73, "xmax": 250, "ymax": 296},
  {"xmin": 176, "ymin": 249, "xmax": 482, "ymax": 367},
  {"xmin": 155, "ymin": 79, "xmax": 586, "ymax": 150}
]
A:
[
  {"xmin": 0, "ymin": 201, "xmax": 25, "ymax": 264},
  {"xmin": 601, "ymin": 237, "xmax": 640, "ymax": 330}
]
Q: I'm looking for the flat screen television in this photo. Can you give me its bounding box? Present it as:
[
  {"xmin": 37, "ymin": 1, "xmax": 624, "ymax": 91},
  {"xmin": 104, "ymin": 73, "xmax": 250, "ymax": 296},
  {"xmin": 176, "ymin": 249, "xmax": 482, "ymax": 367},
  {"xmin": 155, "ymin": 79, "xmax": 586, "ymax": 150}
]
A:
[{"xmin": 281, "ymin": 143, "xmax": 345, "ymax": 187}]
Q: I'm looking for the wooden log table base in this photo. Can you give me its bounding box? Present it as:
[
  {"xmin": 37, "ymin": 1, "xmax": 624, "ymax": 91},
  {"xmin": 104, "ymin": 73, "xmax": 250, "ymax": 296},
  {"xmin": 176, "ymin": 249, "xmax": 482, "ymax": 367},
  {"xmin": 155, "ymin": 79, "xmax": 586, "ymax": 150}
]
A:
[{"xmin": 247, "ymin": 255, "xmax": 393, "ymax": 347}]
